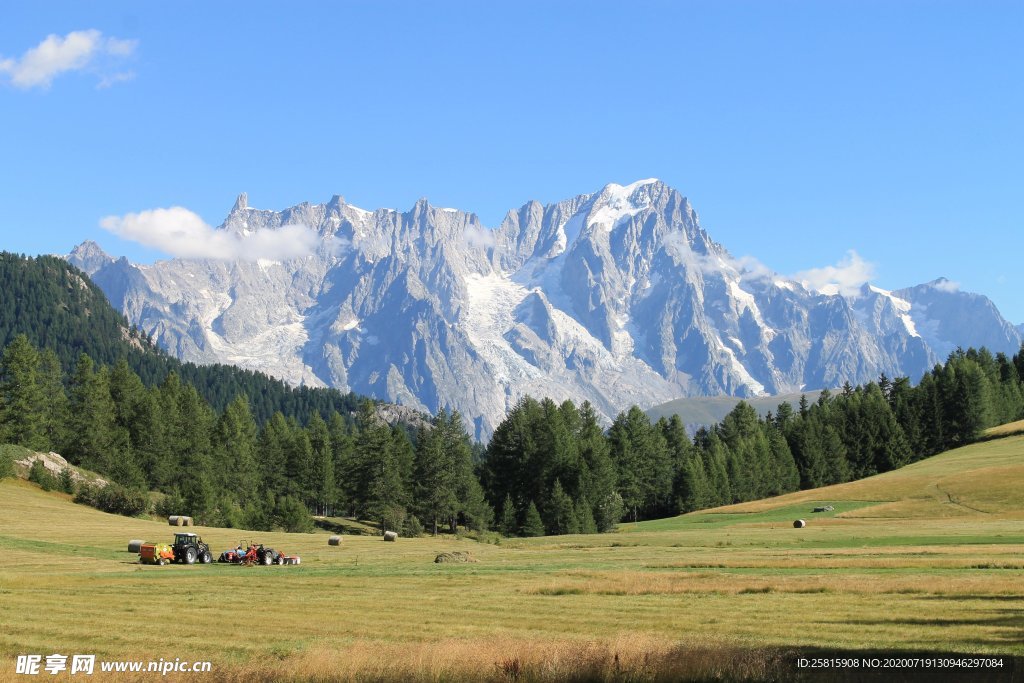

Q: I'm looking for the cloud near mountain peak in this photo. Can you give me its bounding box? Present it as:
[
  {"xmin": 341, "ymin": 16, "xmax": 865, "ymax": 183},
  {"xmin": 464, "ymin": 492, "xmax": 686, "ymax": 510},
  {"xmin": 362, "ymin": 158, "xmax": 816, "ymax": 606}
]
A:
[{"xmin": 100, "ymin": 207, "xmax": 344, "ymax": 261}]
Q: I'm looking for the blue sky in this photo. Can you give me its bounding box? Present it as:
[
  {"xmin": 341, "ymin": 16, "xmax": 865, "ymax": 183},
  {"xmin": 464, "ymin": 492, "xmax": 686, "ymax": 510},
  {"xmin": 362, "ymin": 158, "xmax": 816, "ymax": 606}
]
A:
[{"xmin": 1, "ymin": 1, "xmax": 1022, "ymax": 321}]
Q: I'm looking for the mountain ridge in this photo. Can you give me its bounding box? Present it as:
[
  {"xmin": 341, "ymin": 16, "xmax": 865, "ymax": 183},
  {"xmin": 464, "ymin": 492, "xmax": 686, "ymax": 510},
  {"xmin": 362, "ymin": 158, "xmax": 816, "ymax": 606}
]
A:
[{"xmin": 69, "ymin": 180, "xmax": 1023, "ymax": 438}]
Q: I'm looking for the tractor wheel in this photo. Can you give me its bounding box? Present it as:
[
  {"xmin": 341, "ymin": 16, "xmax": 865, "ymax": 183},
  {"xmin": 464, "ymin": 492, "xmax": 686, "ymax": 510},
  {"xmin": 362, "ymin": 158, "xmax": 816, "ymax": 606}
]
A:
[
  {"xmin": 184, "ymin": 547, "xmax": 197, "ymax": 565},
  {"xmin": 276, "ymin": 555, "xmax": 284, "ymax": 566},
  {"xmin": 261, "ymin": 552, "xmax": 273, "ymax": 566},
  {"xmin": 200, "ymin": 551, "xmax": 212, "ymax": 564}
]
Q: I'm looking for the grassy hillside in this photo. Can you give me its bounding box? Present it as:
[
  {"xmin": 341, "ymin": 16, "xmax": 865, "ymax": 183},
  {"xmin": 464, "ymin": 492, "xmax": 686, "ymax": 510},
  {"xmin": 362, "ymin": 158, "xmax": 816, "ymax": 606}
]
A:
[
  {"xmin": 2, "ymin": 434, "xmax": 1023, "ymax": 680},
  {"xmin": 645, "ymin": 390, "xmax": 826, "ymax": 427}
]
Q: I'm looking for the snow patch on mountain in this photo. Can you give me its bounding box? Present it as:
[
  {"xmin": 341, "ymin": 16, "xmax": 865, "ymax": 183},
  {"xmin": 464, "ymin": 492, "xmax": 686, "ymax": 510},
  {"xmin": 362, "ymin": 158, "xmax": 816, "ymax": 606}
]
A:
[{"xmin": 67, "ymin": 181, "xmax": 1023, "ymax": 438}]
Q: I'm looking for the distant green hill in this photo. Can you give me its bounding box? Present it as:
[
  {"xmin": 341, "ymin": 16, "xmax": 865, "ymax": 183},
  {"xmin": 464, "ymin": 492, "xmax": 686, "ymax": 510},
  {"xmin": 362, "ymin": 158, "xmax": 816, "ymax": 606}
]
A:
[
  {"xmin": 0, "ymin": 252, "xmax": 366, "ymax": 424},
  {"xmin": 645, "ymin": 390, "xmax": 826, "ymax": 428}
]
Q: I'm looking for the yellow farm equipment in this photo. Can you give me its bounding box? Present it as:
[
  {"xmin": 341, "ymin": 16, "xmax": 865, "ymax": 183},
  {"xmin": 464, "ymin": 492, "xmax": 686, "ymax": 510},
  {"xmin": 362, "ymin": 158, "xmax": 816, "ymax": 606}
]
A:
[{"xmin": 139, "ymin": 542, "xmax": 175, "ymax": 565}]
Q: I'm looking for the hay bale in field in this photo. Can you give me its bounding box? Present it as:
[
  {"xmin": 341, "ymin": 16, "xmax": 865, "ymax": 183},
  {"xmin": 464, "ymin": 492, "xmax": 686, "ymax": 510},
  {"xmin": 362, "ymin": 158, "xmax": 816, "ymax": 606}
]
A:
[
  {"xmin": 812, "ymin": 505, "xmax": 834, "ymax": 513},
  {"xmin": 434, "ymin": 551, "xmax": 475, "ymax": 563},
  {"xmin": 168, "ymin": 515, "xmax": 185, "ymax": 526},
  {"xmin": 183, "ymin": 516, "xmax": 193, "ymax": 526},
  {"xmin": 328, "ymin": 535, "xmax": 342, "ymax": 546},
  {"xmin": 813, "ymin": 506, "xmax": 826, "ymax": 513},
  {"xmin": 793, "ymin": 519, "xmax": 806, "ymax": 528},
  {"xmin": 127, "ymin": 539, "xmax": 144, "ymax": 553},
  {"xmin": 383, "ymin": 530, "xmax": 398, "ymax": 542}
]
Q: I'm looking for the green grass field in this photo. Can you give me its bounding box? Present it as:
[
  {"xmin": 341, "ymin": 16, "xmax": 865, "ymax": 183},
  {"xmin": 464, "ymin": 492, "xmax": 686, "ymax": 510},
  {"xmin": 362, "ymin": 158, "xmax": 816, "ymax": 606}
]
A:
[{"xmin": 2, "ymin": 434, "xmax": 1023, "ymax": 681}]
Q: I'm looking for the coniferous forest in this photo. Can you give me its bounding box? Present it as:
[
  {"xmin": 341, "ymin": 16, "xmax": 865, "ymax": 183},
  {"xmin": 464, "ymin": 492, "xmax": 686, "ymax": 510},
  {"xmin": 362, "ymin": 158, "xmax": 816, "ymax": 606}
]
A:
[{"xmin": 2, "ymin": 252, "xmax": 1023, "ymax": 536}]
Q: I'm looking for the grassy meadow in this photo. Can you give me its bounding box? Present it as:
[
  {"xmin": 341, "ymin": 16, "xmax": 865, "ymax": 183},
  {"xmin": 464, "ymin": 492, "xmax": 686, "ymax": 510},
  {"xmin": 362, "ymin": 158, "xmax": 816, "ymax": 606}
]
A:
[{"xmin": 2, "ymin": 434, "xmax": 1024, "ymax": 681}]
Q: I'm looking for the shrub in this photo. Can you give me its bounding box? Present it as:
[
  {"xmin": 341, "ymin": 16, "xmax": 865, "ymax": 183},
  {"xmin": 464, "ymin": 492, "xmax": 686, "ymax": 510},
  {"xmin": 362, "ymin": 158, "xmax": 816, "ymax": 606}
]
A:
[
  {"xmin": 380, "ymin": 505, "xmax": 407, "ymax": 535},
  {"xmin": 58, "ymin": 467, "xmax": 76, "ymax": 494},
  {"xmin": 96, "ymin": 484, "xmax": 149, "ymax": 516},
  {"xmin": 74, "ymin": 483, "xmax": 100, "ymax": 507},
  {"xmin": 595, "ymin": 491, "xmax": 625, "ymax": 533},
  {"xmin": 154, "ymin": 491, "xmax": 187, "ymax": 518},
  {"xmin": 76, "ymin": 482, "xmax": 148, "ymax": 517},
  {"xmin": 0, "ymin": 450, "xmax": 13, "ymax": 480},
  {"xmin": 275, "ymin": 496, "xmax": 314, "ymax": 533},
  {"xmin": 402, "ymin": 515, "xmax": 424, "ymax": 538},
  {"xmin": 28, "ymin": 460, "xmax": 57, "ymax": 491}
]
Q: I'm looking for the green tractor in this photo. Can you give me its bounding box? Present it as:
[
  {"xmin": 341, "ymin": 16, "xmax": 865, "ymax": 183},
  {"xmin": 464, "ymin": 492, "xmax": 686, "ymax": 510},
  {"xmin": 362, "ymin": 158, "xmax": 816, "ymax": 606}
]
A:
[{"xmin": 172, "ymin": 532, "xmax": 213, "ymax": 565}]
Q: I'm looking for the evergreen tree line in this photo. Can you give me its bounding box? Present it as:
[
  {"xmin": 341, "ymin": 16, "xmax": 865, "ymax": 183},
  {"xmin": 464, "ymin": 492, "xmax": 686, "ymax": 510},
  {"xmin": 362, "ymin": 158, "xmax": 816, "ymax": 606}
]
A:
[
  {"xmin": 3, "ymin": 327, "xmax": 1022, "ymax": 536},
  {"xmin": 0, "ymin": 253, "xmax": 367, "ymax": 425},
  {"xmin": 482, "ymin": 346, "xmax": 1024, "ymax": 530},
  {"xmin": 0, "ymin": 335, "xmax": 489, "ymax": 534}
]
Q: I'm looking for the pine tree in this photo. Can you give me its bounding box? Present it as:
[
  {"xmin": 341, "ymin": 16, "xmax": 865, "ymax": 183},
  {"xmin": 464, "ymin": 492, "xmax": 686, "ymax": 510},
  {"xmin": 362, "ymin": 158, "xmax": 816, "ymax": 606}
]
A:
[
  {"xmin": 0, "ymin": 335, "xmax": 48, "ymax": 450},
  {"xmin": 499, "ymin": 493, "xmax": 518, "ymax": 536},
  {"xmin": 609, "ymin": 406, "xmax": 671, "ymax": 521},
  {"xmin": 173, "ymin": 385, "xmax": 215, "ymax": 521},
  {"xmin": 461, "ymin": 476, "xmax": 494, "ymax": 532},
  {"xmin": 445, "ymin": 410, "xmax": 487, "ymax": 532},
  {"xmin": 660, "ymin": 414, "xmax": 693, "ymax": 489},
  {"xmin": 327, "ymin": 411, "xmax": 353, "ymax": 513},
  {"xmin": 307, "ymin": 412, "xmax": 335, "ymax": 516},
  {"xmin": 36, "ymin": 347, "xmax": 67, "ymax": 451},
  {"xmin": 577, "ymin": 401, "xmax": 617, "ymax": 530},
  {"xmin": 413, "ymin": 420, "xmax": 457, "ymax": 535},
  {"xmin": 258, "ymin": 412, "xmax": 291, "ymax": 497},
  {"xmin": 522, "ymin": 500, "xmax": 545, "ymax": 537},
  {"xmin": 212, "ymin": 396, "xmax": 260, "ymax": 506},
  {"xmin": 366, "ymin": 438, "xmax": 408, "ymax": 532},
  {"xmin": 284, "ymin": 419, "xmax": 314, "ymax": 501},
  {"xmin": 675, "ymin": 454, "xmax": 710, "ymax": 512},
  {"xmin": 349, "ymin": 402, "xmax": 390, "ymax": 517},
  {"xmin": 65, "ymin": 354, "xmax": 118, "ymax": 473},
  {"xmin": 575, "ymin": 495, "xmax": 598, "ymax": 534},
  {"xmin": 547, "ymin": 479, "xmax": 579, "ymax": 535}
]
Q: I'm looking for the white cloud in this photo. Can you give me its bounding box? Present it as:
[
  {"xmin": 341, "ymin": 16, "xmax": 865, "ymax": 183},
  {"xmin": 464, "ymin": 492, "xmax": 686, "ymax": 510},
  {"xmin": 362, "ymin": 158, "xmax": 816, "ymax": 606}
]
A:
[
  {"xmin": 930, "ymin": 278, "xmax": 961, "ymax": 293},
  {"xmin": 97, "ymin": 71, "xmax": 135, "ymax": 89},
  {"xmin": 662, "ymin": 230, "xmax": 773, "ymax": 282},
  {"xmin": 463, "ymin": 224, "xmax": 496, "ymax": 250},
  {"xmin": 0, "ymin": 29, "xmax": 137, "ymax": 89},
  {"xmin": 731, "ymin": 254, "xmax": 774, "ymax": 282},
  {"xmin": 100, "ymin": 207, "xmax": 345, "ymax": 261},
  {"xmin": 794, "ymin": 250, "xmax": 875, "ymax": 297}
]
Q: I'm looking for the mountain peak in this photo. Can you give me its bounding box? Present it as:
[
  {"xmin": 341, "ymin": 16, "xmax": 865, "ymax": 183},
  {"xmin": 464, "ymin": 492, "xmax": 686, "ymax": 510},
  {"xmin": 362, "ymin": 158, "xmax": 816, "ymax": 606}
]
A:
[
  {"xmin": 70, "ymin": 239, "xmax": 108, "ymax": 257},
  {"xmin": 925, "ymin": 277, "xmax": 961, "ymax": 293},
  {"xmin": 67, "ymin": 240, "xmax": 114, "ymax": 275},
  {"xmin": 231, "ymin": 192, "xmax": 248, "ymax": 213}
]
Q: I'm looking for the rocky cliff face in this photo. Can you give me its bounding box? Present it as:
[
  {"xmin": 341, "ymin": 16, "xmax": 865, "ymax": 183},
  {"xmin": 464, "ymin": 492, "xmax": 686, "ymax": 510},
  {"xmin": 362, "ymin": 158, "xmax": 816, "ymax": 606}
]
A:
[{"xmin": 68, "ymin": 180, "xmax": 1022, "ymax": 439}]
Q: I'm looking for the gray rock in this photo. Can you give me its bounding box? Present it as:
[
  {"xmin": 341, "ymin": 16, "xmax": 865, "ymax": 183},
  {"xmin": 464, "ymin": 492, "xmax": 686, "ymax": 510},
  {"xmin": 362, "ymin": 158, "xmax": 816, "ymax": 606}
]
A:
[{"xmin": 67, "ymin": 180, "xmax": 1022, "ymax": 440}]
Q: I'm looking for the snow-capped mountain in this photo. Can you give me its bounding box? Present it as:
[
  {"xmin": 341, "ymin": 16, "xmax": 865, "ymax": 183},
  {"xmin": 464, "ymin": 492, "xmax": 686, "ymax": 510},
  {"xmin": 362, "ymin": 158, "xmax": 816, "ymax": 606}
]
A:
[
  {"xmin": 68, "ymin": 180, "xmax": 1022, "ymax": 438},
  {"xmin": 893, "ymin": 279, "xmax": 1023, "ymax": 361}
]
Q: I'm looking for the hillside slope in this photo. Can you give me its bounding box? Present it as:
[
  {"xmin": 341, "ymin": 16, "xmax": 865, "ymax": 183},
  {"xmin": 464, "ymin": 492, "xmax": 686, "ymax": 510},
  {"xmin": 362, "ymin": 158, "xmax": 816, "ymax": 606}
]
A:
[{"xmin": 633, "ymin": 432, "xmax": 1024, "ymax": 533}]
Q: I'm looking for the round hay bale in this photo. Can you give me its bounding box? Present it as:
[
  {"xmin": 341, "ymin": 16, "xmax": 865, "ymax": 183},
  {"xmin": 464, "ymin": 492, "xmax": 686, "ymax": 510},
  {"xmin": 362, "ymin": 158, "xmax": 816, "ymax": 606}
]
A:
[
  {"xmin": 183, "ymin": 516, "xmax": 194, "ymax": 527},
  {"xmin": 383, "ymin": 530, "xmax": 398, "ymax": 542},
  {"xmin": 128, "ymin": 539, "xmax": 144, "ymax": 553},
  {"xmin": 168, "ymin": 515, "xmax": 185, "ymax": 526},
  {"xmin": 793, "ymin": 519, "xmax": 806, "ymax": 528},
  {"xmin": 328, "ymin": 535, "xmax": 342, "ymax": 546}
]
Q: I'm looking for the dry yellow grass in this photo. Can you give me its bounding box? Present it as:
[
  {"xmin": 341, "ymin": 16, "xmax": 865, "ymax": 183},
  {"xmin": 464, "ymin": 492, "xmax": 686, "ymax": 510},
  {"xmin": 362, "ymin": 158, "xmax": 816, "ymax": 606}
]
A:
[
  {"xmin": 2, "ymin": 434, "xmax": 1024, "ymax": 680},
  {"xmin": 984, "ymin": 419, "xmax": 1024, "ymax": 438}
]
